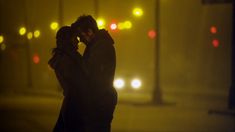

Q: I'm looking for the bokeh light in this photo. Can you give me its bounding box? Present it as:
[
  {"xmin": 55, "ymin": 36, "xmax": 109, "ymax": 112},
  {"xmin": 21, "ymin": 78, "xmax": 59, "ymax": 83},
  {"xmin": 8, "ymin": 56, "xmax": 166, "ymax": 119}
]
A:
[
  {"xmin": 118, "ymin": 23, "xmax": 125, "ymax": 30},
  {"xmin": 0, "ymin": 35, "xmax": 4, "ymax": 43},
  {"xmin": 50, "ymin": 22, "xmax": 59, "ymax": 30},
  {"xmin": 148, "ymin": 29, "xmax": 157, "ymax": 39},
  {"xmin": 133, "ymin": 7, "xmax": 143, "ymax": 17},
  {"xmin": 124, "ymin": 21, "xmax": 132, "ymax": 29},
  {"xmin": 34, "ymin": 30, "xmax": 41, "ymax": 38},
  {"xmin": 33, "ymin": 54, "xmax": 40, "ymax": 64},
  {"xmin": 0, "ymin": 43, "xmax": 6, "ymax": 51},
  {"xmin": 212, "ymin": 39, "xmax": 219, "ymax": 48},
  {"xmin": 114, "ymin": 78, "xmax": 125, "ymax": 89},
  {"xmin": 27, "ymin": 32, "xmax": 33, "ymax": 40},
  {"xmin": 110, "ymin": 23, "xmax": 117, "ymax": 31},
  {"xmin": 19, "ymin": 27, "xmax": 27, "ymax": 36},
  {"xmin": 131, "ymin": 79, "xmax": 142, "ymax": 89},
  {"xmin": 210, "ymin": 26, "xmax": 217, "ymax": 34},
  {"xmin": 97, "ymin": 18, "xmax": 106, "ymax": 29}
]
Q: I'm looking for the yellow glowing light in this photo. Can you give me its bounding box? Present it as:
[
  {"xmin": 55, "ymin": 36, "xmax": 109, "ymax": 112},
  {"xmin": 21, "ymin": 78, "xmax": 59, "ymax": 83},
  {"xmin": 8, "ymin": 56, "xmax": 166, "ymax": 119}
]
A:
[
  {"xmin": 0, "ymin": 35, "xmax": 4, "ymax": 43},
  {"xmin": 131, "ymin": 79, "xmax": 142, "ymax": 89},
  {"xmin": 124, "ymin": 21, "xmax": 132, "ymax": 29},
  {"xmin": 97, "ymin": 18, "xmax": 106, "ymax": 29},
  {"xmin": 34, "ymin": 30, "xmax": 40, "ymax": 38},
  {"xmin": 113, "ymin": 78, "xmax": 125, "ymax": 89},
  {"xmin": 133, "ymin": 8, "xmax": 143, "ymax": 17},
  {"xmin": 27, "ymin": 32, "xmax": 33, "ymax": 40},
  {"xmin": 50, "ymin": 22, "xmax": 59, "ymax": 30},
  {"xmin": 118, "ymin": 23, "xmax": 125, "ymax": 30},
  {"xmin": 1, "ymin": 43, "xmax": 6, "ymax": 51},
  {"xmin": 19, "ymin": 27, "xmax": 27, "ymax": 35}
]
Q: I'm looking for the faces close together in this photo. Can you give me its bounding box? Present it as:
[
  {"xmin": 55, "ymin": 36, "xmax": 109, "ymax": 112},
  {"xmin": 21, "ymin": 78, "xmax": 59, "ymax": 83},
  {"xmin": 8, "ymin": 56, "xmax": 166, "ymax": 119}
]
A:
[{"xmin": 77, "ymin": 28, "xmax": 95, "ymax": 45}]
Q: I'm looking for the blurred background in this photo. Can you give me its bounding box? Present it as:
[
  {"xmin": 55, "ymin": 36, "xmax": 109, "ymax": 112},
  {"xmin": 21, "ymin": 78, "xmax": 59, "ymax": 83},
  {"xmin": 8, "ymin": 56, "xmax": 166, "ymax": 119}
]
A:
[{"xmin": 0, "ymin": 0, "xmax": 234, "ymax": 131}]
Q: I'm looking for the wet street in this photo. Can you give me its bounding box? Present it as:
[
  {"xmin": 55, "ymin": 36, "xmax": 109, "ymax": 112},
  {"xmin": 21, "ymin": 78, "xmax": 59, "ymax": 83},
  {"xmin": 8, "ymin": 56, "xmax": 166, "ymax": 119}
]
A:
[{"xmin": 0, "ymin": 94, "xmax": 234, "ymax": 132}]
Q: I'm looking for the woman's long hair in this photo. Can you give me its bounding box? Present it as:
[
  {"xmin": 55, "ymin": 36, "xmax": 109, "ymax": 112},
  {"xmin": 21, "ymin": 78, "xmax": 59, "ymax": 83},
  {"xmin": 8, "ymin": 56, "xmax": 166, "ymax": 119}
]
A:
[{"xmin": 52, "ymin": 26, "xmax": 75, "ymax": 54}]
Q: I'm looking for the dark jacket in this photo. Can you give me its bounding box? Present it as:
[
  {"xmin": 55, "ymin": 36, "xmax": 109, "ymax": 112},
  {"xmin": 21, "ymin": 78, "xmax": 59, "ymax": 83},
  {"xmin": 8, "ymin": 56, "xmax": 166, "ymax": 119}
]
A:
[
  {"xmin": 49, "ymin": 49, "xmax": 91, "ymax": 131},
  {"xmin": 49, "ymin": 49, "xmax": 85, "ymax": 97},
  {"xmin": 83, "ymin": 29, "xmax": 117, "ymax": 108}
]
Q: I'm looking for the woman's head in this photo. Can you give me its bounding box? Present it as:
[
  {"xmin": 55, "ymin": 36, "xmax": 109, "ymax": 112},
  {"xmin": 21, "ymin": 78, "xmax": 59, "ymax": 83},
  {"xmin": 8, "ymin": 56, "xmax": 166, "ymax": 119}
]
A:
[{"xmin": 56, "ymin": 26, "xmax": 78, "ymax": 52}]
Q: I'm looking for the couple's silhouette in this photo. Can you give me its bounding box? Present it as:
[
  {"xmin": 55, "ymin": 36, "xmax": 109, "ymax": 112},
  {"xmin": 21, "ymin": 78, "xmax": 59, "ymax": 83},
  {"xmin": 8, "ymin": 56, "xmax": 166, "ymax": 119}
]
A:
[{"xmin": 48, "ymin": 15, "xmax": 117, "ymax": 132}]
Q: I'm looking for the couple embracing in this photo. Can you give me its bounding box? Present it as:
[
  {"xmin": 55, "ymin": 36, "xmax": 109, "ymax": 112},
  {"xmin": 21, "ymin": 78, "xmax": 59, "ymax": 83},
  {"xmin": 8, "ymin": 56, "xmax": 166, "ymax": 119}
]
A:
[{"xmin": 48, "ymin": 15, "xmax": 117, "ymax": 132}]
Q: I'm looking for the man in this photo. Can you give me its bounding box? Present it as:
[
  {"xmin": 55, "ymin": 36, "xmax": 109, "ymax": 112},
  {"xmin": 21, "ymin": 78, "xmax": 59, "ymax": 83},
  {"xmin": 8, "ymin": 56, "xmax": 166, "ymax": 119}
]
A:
[{"xmin": 71, "ymin": 15, "xmax": 117, "ymax": 132}]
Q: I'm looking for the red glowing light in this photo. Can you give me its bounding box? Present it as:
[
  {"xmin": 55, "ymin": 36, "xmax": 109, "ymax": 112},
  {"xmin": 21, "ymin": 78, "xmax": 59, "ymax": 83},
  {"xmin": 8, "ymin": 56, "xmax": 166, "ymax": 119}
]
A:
[
  {"xmin": 210, "ymin": 26, "xmax": 217, "ymax": 34},
  {"xmin": 148, "ymin": 30, "xmax": 156, "ymax": 39},
  {"xmin": 212, "ymin": 39, "xmax": 219, "ymax": 48},
  {"xmin": 33, "ymin": 54, "xmax": 40, "ymax": 64}
]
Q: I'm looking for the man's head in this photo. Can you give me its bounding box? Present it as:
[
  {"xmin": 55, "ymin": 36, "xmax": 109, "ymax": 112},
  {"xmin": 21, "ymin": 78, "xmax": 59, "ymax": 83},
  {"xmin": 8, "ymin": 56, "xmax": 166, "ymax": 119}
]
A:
[{"xmin": 71, "ymin": 15, "xmax": 99, "ymax": 44}]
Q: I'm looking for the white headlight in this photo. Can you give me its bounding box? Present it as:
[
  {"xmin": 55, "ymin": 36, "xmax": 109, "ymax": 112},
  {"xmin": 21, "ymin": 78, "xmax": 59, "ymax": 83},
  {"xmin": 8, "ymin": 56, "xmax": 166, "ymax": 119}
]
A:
[
  {"xmin": 131, "ymin": 79, "xmax": 141, "ymax": 89},
  {"xmin": 113, "ymin": 78, "xmax": 125, "ymax": 89}
]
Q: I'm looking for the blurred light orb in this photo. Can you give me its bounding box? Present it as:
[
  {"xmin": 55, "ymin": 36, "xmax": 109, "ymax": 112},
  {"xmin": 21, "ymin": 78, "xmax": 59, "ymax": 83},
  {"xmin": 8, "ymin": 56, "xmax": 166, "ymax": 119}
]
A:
[
  {"xmin": 124, "ymin": 21, "xmax": 132, "ymax": 29},
  {"xmin": 34, "ymin": 30, "xmax": 41, "ymax": 38},
  {"xmin": 27, "ymin": 32, "xmax": 33, "ymax": 40},
  {"xmin": 210, "ymin": 26, "xmax": 217, "ymax": 34},
  {"xmin": 110, "ymin": 23, "xmax": 117, "ymax": 30},
  {"xmin": 131, "ymin": 79, "xmax": 142, "ymax": 89},
  {"xmin": 212, "ymin": 39, "xmax": 219, "ymax": 48},
  {"xmin": 118, "ymin": 23, "xmax": 125, "ymax": 30},
  {"xmin": 0, "ymin": 35, "xmax": 4, "ymax": 43},
  {"xmin": 33, "ymin": 54, "xmax": 40, "ymax": 64},
  {"xmin": 0, "ymin": 43, "xmax": 6, "ymax": 51},
  {"xmin": 50, "ymin": 22, "xmax": 59, "ymax": 30},
  {"xmin": 133, "ymin": 8, "xmax": 143, "ymax": 17},
  {"xmin": 97, "ymin": 18, "xmax": 106, "ymax": 29},
  {"xmin": 114, "ymin": 78, "xmax": 125, "ymax": 89},
  {"xmin": 19, "ymin": 27, "xmax": 27, "ymax": 36},
  {"xmin": 148, "ymin": 29, "xmax": 156, "ymax": 39}
]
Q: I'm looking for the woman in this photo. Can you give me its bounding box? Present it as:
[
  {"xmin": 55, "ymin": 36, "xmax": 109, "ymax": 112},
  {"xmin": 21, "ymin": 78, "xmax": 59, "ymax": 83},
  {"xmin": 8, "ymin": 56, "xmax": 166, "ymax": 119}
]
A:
[{"xmin": 48, "ymin": 26, "xmax": 88, "ymax": 132}]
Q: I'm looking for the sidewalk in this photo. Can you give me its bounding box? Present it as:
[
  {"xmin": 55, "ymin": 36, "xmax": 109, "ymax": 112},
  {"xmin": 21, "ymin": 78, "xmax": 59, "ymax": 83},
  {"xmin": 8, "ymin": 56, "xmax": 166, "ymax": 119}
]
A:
[{"xmin": 0, "ymin": 93, "xmax": 234, "ymax": 132}]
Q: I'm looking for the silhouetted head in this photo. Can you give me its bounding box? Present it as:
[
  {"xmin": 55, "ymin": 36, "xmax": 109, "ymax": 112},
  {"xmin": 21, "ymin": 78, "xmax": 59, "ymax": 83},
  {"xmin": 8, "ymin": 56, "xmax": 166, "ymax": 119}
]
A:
[
  {"xmin": 55, "ymin": 26, "xmax": 78, "ymax": 53},
  {"xmin": 71, "ymin": 15, "xmax": 99, "ymax": 45}
]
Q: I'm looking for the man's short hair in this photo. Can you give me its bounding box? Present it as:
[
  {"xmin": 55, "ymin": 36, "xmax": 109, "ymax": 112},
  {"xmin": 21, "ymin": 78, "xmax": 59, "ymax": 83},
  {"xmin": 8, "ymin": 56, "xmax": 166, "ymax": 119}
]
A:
[{"xmin": 71, "ymin": 15, "xmax": 99, "ymax": 33}]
